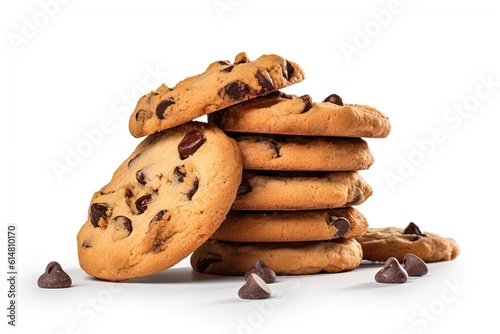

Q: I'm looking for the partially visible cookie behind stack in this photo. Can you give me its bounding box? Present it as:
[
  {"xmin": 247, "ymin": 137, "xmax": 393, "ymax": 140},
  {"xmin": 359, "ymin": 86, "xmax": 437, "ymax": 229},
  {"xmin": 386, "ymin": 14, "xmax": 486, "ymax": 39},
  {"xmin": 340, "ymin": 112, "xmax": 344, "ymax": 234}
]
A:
[{"xmin": 190, "ymin": 91, "xmax": 391, "ymax": 275}]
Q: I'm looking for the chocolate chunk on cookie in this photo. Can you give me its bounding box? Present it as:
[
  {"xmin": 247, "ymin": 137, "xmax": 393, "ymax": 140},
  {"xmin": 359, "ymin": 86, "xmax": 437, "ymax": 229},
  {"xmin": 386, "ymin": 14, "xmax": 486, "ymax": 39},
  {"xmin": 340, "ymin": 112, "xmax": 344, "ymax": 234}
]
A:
[
  {"xmin": 191, "ymin": 238, "xmax": 363, "ymax": 275},
  {"xmin": 209, "ymin": 91, "xmax": 390, "ymax": 138},
  {"xmin": 211, "ymin": 207, "xmax": 368, "ymax": 242},
  {"xmin": 129, "ymin": 53, "xmax": 304, "ymax": 138},
  {"xmin": 232, "ymin": 171, "xmax": 372, "ymax": 211},
  {"xmin": 77, "ymin": 122, "xmax": 243, "ymax": 281},
  {"xmin": 355, "ymin": 223, "xmax": 460, "ymax": 263}
]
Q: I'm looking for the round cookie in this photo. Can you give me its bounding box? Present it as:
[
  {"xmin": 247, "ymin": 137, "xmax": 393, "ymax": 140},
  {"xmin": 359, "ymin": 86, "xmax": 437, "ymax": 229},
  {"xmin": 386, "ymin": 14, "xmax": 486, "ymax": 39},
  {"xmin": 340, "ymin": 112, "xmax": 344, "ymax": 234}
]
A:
[
  {"xmin": 233, "ymin": 171, "xmax": 372, "ymax": 211},
  {"xmin": 77, "ymin": 122, "xmax": 243, "ymax": 281},
  {"xmin": 211, "ymin": 207, "xmax": 369, "ymax": 242},
  {"xmin": 191, "ymin": 238, "xmax": 363, "ymax": 275},
  {"xmin": 355, "ymin": 223, "xmax": 460, "ymax": 263},
  {"xmin": 129, "ymin": 52, "xmax": 304, "ymax": 138},
  {"xmin": 209, "ymin": 91, "xmax": 391, "ymax": 138},
  {"xmin": 231, "ymin": 134, "xmax": 374, "ymax": 171}
]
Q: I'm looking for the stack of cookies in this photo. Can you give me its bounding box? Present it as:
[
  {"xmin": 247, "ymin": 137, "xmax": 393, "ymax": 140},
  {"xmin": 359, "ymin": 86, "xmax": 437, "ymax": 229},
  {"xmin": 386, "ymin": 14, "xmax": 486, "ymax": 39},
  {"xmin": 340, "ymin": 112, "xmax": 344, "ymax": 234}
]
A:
[{"xmin": 190, "ymin": 90, "xmax": 391, "ymax": 275}]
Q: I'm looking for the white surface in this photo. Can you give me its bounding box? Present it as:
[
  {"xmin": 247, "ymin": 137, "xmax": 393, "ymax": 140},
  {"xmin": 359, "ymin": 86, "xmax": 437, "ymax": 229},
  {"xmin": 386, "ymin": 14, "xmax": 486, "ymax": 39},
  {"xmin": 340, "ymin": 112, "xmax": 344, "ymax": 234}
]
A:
[{"xmin": 0, "ymin": 0, "xmax": 498, "ymax": 333}]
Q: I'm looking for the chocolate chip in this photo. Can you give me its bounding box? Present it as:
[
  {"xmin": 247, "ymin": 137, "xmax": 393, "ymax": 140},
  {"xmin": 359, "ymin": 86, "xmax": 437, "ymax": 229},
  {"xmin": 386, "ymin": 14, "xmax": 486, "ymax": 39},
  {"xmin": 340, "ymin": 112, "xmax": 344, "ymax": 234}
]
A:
[
  {"xmin": 332, "ymin": 218, "xmax": 350, "ymax": 238},
  {"xmin": 174, "ymin": 165, "xmax": 187, "ymax": 182},
  {"xmin": 218, "ymin": 60, "xmax": 230, "ymax": 65},
  {"xmin": 151, "ymin": 209, "xmax": 168, "ymax": 223},
  {"xmin": 403, "ymin": 222, "xmax": 425, "ymax": 236},
  {"xmin": 135, "ymin": 109, "xmax": 153, "ymax": 122},
  {"xmin": 300, "ymin": 95, "xmax": 314, "ymax": 113},
  {"xmin": 37, "ymin": 261, "xmax": 72, "ymax": 289},
  {"xmin": 323, "ymin": 94, "xmax": 344, "ymax": 106},
  {"xmin": 198, "ymin": 258, "xmax": 222, "ymax": 273},
  {"xmin": 113, "ymin": 216, "xmax": 132, "ymax": 233},
  {"xmin": 219, "ymin": 81, "xmax": 251, "ymax": 101},
  {"xmin": 402, "ymin": 253, "xmax": 428, "ymax": 276},
  {"xmin": 156, "ymin": 99, "xmax": 175, "ymax": 119},
  {"xmin": 125, "ymin": 189, "xmax": 133, "ymax": 198},
  {"xmin": 135, "ymin": 194, "xmax": 152, "ymax": 214},
  {"xmin": 238, "ymin": 273, "xmax": 271, "ymax": 299},
  {"xmin": 284, "ymin": 60, "xmax": 294, "ymax": 81},
  {"xmin": 186, "ymin": 177, "xmax": 199, "ymax": 200},
  {"xmin": 208, "ymin": 109, "xmax": 224, "ymax": 128},
  {"xmin": 346, "ymin": 194, "xmax": 362, "ymax": 206},
  {"xmin": 375, "ymin": 257, "xmax": 408, "ymax": 284},
  {"xmin": 81, "ymin": 241, "xmax": 92, "ymax": 248},
  {"xmin": 221, "ymin": 65, "xmax": 234, "ymax": 73},
  {"xmin": 257, "ymin": 138, "xmax": 280, "ymax": 158},
  {"xmin": 178, "ymin": 130, "xmax": 206, "ymax": 160},
  {"xmin": 90, "ymin": 203, "xmax": 109, "ymax": 228},
  {"xmin": 256, "ymin": 71, "xmax": 274, "ymax": 92},
  {"xmin": 244, "ymin": 259, "xmax": 276, "ymax": 284},
  {"xmin": 237, "ymin": 177, "xmax": 252, "ymax": 195},
  {"xmin": 136, "ymin": 170, "xmax": 147, "ymax": 185}
]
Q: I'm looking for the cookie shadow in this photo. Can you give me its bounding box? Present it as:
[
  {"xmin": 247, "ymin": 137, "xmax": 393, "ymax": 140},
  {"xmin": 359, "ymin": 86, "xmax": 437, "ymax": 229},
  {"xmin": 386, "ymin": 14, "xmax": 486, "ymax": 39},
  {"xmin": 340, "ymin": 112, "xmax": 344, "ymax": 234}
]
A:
[{"xmin": 123, "ymin": 267, "xmax": 241, "ymax": 284}]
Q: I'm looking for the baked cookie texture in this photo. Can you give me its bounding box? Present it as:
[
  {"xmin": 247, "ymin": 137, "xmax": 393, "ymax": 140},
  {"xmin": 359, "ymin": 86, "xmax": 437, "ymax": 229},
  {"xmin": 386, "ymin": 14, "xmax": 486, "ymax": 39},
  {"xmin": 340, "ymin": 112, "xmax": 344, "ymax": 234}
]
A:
[
  {"xmin": 211, "ymin": 207, "xmax": 369, "ymax": 242},
  {"xmin": 209, "ymin": 91, "xmax": 391, "ymax": 138},
  {"xmin": 129, "ymin": 53, "xmax": 304, "ymax": 138},
  {"xmin": 77, "ymin": 122, "xmax": 243, "ymax": 281},
  {"xmin": 231, "ymin": 134, "xmax": 374, "ymax": 171},
  {"xmin": 356, "ymin": 226, "xmax": 460, "ymax": 262},
  {"xmin": 191, "ymin": 238, "xmax": 363, "ymax": 275},
  {"xmin": 232, "ymin": 171, "xmax": 372, "ymax": 211}
]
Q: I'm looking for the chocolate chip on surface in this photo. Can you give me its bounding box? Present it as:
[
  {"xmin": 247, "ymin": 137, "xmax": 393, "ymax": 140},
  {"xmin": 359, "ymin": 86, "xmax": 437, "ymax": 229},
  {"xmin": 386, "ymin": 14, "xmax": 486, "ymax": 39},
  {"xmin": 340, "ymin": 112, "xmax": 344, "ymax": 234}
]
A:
[
  {"xmin": 178, "ymin": 130, "xmax": 206, "ymax": 160},
  {"xmin": 135, "ymin": 194, "xmax": 152, "ymax": 214},
  {"xmin": 238, "ymin": 273, "xmax": 271, "ymax": 299},
  {"xmin": 257, "ymin": 138, "xmax": 280, "ymax": 158},
  {"xmin": 237, "ymin": 177, "xmax": 252, "ymax": 195},
  {"xmin": 284, "ymin": 60, "xmax": 295, "ymax": 80},
  {"xmin": 323, "ymin": 94, "xmax": 344, "ymax": 106},
  {"xmin": 37, "ymin": 261, "xmax": 72, "ymax": 288},
  {"xmin": 90, "ymin": 203, "xmax": 110, "ymax": 228},
  {"xmin": 135, "ymin": 109, "xmax": 153, "ymax": 122},
  {"xmin": 219, "ymin": 81, "xmax": 251, "ymax": 101},
  {"xmin": 403, "ymin": 253, "xmax": 428, "ymax": 276},
  {"xmin": 300, "ymin": 95, "xmax": 314, "ymax": 113},
  {"xmin": 375, "ymin": 257, "xmax": 408, "ymax": 284},
  {"xmin": 156, "ymin": 99, "xmax": 175, "ymax": 119},
  {"xmin": 332, "ymin": 217, "xmax": 351, "ymax": 238},
  {"xmin": 136, "ymin": 170, "xmax": 147, "ymax": 185},
  {"xmin": 186, "ymin": 177, "xmax": 199, "ymax": 200},
  {"xmin": 403, "ymin": 222, "xmax": 425, "ymax": 236},
  {"xmin": 151, "ymin": 209, "xmax": 168, "ymax": 223},
  {"xmin": 244, "ymin": 259, "xmax": 276, "ymax": 284},
  {"xmin": 173, "ymin": 165, "xmax": 187, "ymax": 182},
  {"xmin": 198, "ymin": 258, "xmax": 222, "ymax": 273},
  {"xmin": 256, "ymin": 71, "xmax": 274, "ymax": 91}
]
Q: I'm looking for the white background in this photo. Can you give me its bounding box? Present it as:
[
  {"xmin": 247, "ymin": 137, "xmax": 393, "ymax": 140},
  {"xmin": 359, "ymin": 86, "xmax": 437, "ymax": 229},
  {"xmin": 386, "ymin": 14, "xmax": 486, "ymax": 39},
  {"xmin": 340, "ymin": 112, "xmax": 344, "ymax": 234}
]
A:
[{"xmin": 1, "ymin": 0, "xmax": 498, "ymax": 333}]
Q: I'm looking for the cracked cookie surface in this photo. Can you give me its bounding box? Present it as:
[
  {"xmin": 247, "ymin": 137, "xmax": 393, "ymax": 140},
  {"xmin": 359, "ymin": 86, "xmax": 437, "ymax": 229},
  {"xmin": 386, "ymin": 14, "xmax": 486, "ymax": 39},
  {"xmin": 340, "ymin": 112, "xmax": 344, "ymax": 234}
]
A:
[
  {"xmin": 129, "ymin": 52, "xmax": 304, "ymax": 138},
  {"xmin": 77, "ymin": 122, "xmax": 243, "ymax": 281}
]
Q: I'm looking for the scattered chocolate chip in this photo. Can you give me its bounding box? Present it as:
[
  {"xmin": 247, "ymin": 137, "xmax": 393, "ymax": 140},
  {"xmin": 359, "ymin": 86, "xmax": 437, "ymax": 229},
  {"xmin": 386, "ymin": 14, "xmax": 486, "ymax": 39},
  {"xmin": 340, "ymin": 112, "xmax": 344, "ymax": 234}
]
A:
[
  {"xmin": 323, "ymin": 94, "xmax": 344, "ymax": 106},
  {"xmin": 156, "ymin": 99, "xmax": 175, "ymax": 119},
  {"xmin": 178, "ymin": 130, "xmax": 206, "ymax": 160},
  {"xmin": 221, "ymin": 65, "xmax": 234, "ymax": 73},
  {"xmin": 284, "ymin": 60, "xmax": 294, "ymax": 81},
  {"xmin": 198, "ymin": 258, "xmax": 222, "ymax": 273},
  {"xmin": 402, "ymin": 253, "xmax": 428, "ymax": 276},
  {"xmin": 125, "ymin": 189, "xmax": 133, "ymax": 198},
  {"xmin": 208, "ymin": 109, "xmax": 224, "ymax": 128},
  {"xmin": 219, "ymin": 81, "xmax": 251, "ymax": 101},
  {"xmin": 37, "ymin": 261, "xmax": 72, "ymax": 289},
  {"xmin": 136, "ymin": 170, "xmax": 147, "ymax": 185},
  {"xmin": 113, "ymin": 216, "xmax": 132, "ymax": 234},
  {"xmin": 151, "ymin": 209, "xmax": 168, "ymax": 223},
  {"xmin": 174, "ymin": 165, "xmax": 187, "ymax": 182},
  {"xmin": 238, "ymin": 273, "xmax": 271, "ymax": 299},
  {"xmin": 257, "ymin": 138, "xmax": 280, "ymax": 157},
  {"xmin": 256, "ymin": 71, "xmax": 274, "ymax": 91},
  {"xmin": 244, "ymin": 259, "xmax": 276, "ymax": 284},
  {"xmin": 346, "ymin": 194, "xmax": 362, "ymax": 206},
  {"xmin": 135, "ymin": 194, "xmax": 152, "ymax": 214},
  {"xmin": 218, "ymin": 60, "xmax": 230, "ymax": 65},
  {"xmin": 135, "ymin": 109, "xmax": 153, "ymax": 122},
  {"xmin": 186, "ymin": 177, "xmax": 199, "ymax": 200},
  {"xmin": 375, "ymin": 257, "xmax": 408, "ymax": 284},
  {"xmin": 237, "ymin": 177, "xmax": 252, "ymax": 195},
  {"xmin": 332, "ymin": 218, "xmax": 350, "ymax": 238},
  {"xmin": 403, "ymin": 222, "xmax": 425, "ymax": 237},
  {"xmin": 300, "ymin": 95, "xmax": 314, "ymax": 113},
  {"xmin": 81, "ymin": 241, "xmax": 92, "ymax": 248},
  {"xmin": 90, "ymin": 203, "xmax": 109, "ymax": 228}
]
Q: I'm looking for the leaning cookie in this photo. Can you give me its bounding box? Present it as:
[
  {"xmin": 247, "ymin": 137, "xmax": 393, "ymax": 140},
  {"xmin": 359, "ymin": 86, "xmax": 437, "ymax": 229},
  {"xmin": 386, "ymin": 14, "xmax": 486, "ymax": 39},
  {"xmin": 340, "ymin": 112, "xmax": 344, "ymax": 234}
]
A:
[
  {"xmin": 191, "ymin": 238, "xmax": 363, "ymax": 275},
  {"xmin": 209, "ymin": 91, "xmax": 390, "ymax": 138},
  {"xmin": 355, "ymin": 223, "xmax": 460, "ymax": 263},
  {"xmin": 233, "ymin": 171, "xmax": 372, "ymax": 211},
  {"xmin": 231, "ymin": 134, "xmax": 374, "ymax": 171},
  {"xmin": 129, "ymin": 52, "xmax": 304, "ymax": 138},
  {"xmin": 77, "ymin": 122, "xmax": 243, "ymax": 281},
  {"xmin": 211, "ymin": 207, "xmax": 368, "ymax": 242}
]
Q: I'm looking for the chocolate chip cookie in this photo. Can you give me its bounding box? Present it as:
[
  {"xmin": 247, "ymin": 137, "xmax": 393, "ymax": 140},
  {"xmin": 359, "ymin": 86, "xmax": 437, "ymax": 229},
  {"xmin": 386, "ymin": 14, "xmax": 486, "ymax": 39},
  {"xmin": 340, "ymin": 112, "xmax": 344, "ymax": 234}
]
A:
[
  {"xmin": 355, "ymin": 223, "xmax": 460, "ymax": 262},
  {"xmin": 233, "ymin": 171, "xmax": 372, "ymax": 211},
  {"xmin": 231, "ymin": 134, "xmax": 374, "ymax": 171},
  {"xmin": 191, "ymin": 238, "xmax": 363, "ymax": 275},
  {"xmin": 77, "ymin": 122, "xmax": 243, "ymax": 281},
  {"xmin": 211, "ymin": 207, "xmax": 368, "ymax": 242},
  {"xmin": 209, "ymin": 91, "xmax": 391, "ymax": 138},
  {"xmin": 129, "ymin": 52, "xmax": 304, "ymax": 138}
]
